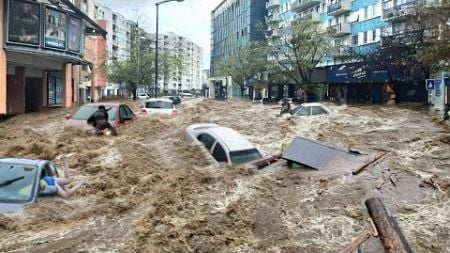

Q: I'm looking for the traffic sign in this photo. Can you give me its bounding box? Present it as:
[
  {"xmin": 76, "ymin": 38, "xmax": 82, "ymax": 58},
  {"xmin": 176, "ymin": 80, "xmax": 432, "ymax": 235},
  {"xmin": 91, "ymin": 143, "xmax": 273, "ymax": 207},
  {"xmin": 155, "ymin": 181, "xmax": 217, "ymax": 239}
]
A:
[{"xmin": 426, "ymin": 79, "xmax": 435, "ymax": 90}]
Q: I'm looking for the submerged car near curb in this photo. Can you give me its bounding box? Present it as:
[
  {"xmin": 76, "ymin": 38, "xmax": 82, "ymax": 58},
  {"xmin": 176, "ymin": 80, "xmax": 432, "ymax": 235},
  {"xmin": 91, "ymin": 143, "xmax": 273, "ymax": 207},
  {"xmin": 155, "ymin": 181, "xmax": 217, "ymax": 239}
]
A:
[
  {"xmin": 185, "ymin": 123, "xmax": 263, "ymax": 165},
  {"xmin": 141, "ymin": 98, "xmax": 178, "ymax": 116},
  {"xmin": 66, "ymin": 103, "xmax": 136, "ymax": 130},
  {"xmin": 0, "ymin": 158, "xmax": 59, "ymax": 213}
]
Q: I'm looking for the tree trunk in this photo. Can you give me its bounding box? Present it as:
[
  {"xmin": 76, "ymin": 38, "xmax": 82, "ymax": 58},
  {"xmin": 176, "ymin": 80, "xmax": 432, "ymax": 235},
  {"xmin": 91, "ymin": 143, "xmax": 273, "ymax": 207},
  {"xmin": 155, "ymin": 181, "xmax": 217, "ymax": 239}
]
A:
[{"xmin": 365, "ymin": 197, "xmax": 414, "ymax": 253}]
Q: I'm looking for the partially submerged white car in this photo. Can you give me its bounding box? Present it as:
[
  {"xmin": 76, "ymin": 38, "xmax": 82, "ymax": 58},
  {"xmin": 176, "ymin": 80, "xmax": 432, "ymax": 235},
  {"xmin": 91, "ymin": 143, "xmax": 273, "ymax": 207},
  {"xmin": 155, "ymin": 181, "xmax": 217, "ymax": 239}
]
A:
[
  {"xmin": 185, "ymin": 123, "xmax": 263, "ymax": 165},
  {"xmin": 141, "ymin": 98, "xmax": 177, "ymax": 116},
  {"xmin": 291, "ymin": 102, "xmax": 331, "ymax": 117}
]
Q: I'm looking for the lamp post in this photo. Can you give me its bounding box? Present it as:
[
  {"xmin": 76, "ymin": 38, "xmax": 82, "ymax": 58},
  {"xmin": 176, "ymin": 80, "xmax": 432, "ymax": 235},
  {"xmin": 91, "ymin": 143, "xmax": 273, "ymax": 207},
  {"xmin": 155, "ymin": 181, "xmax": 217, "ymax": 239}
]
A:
[{"xmin": 155, "ymin": 0, "xmax": 184, "ymax": 98}]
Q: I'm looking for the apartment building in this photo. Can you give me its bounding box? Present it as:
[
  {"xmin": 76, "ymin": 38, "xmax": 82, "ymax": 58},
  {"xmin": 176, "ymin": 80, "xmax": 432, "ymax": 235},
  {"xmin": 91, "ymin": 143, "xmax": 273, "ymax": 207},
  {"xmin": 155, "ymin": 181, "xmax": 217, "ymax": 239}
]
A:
[
  {"xmin": 210, "ymin": 0, "xmax": 267, "ymax": 77},
  {"xmin": 265, "ymin": 0, "xmax": 433, "ymax": 104},
  {"xmin": 148, "ymin": 33, "xmax": 203, "ymax": 94},
  {"xmin": 94, "ymin": 3, "xmax": 135, "ymax": 96}
]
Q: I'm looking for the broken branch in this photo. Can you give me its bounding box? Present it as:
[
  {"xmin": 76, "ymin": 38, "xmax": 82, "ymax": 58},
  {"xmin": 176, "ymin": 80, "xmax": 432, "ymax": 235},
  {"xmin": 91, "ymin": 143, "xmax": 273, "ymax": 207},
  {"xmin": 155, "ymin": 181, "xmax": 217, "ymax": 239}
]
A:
[{"xmin": 352, "ymin": 152, "xmax": 388, "ymax": 175}]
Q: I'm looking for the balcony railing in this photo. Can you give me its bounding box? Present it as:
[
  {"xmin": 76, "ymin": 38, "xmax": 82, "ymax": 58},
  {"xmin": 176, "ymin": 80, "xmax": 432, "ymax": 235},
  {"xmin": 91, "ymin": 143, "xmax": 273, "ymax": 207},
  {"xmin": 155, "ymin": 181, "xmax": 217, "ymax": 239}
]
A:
[
  {"xmin": 328, "ymin": 45, "xmax": 351, "ymax": 57},
  {"xmin": 301, "ymin": 12, "xmax": 321, "ymax": 23},
  {"xmin": 328, "ymin": 0, "xmax": 351, "ymax": 16},
  {"xmin": 291, "ymin": 0, "xmax": 321, "ymax": 13},
  {"xmin": 329, "ymin": 22, "xmax": 351, "ymax": 36},
  {"xmin": 266, "ymin": 0, "xmax": 280, "ymax": 10},
  {"xmin": 382, "ymin": 0, "xmax": 420, "ymax": 21}
]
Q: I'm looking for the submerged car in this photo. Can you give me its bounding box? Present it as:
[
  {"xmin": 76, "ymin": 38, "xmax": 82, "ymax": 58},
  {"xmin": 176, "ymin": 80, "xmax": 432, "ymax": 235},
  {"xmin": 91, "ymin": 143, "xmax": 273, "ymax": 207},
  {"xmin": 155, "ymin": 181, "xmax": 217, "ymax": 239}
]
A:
[
  {"xmin": 0, "ymin": 158, "xmax": 59, "ymax": 213},
  {"xmin": 66, "ymin": 103, "xmax": 136, "ymax": 129},
  {"xmin": 141, "ymin": 98, "xmax": 177, "ymax": 116},
  {"xmin": 162, "ymin": 96, "xmax": 181, "ymax": 105},
  {"xmin": 185, "ymin": 123, "xmax": 263, "ymax": 165},
  {"xmin": 291, "ymin": 103, "xmax": 330, "ymax": 117}
]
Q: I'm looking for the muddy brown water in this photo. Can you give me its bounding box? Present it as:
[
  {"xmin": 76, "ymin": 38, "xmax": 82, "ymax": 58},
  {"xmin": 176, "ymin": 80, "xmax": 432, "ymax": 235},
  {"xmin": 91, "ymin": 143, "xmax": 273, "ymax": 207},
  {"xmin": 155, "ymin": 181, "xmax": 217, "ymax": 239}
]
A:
[{"xmin": 0, "ymin": 99, "xmax": 449, "ymax": 253}]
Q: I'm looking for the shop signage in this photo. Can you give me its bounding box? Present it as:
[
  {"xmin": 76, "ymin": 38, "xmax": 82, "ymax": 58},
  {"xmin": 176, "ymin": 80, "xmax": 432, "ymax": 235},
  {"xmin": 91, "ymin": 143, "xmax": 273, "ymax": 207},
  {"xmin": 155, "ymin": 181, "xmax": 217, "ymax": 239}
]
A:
[
  {"xmin": 8, "ymin": 0, "xmax": 40, "ymax": 45},
  {"xmin": 45, "ymin": 8, "xmax": 67, "ymax": 49},
  {"xmin": 426, "ymin": 79, "xmax": 435, "ymax": 90},
  {"xmin": 68, "ymin": 15, "xmax": 82, "ymax": 52}
]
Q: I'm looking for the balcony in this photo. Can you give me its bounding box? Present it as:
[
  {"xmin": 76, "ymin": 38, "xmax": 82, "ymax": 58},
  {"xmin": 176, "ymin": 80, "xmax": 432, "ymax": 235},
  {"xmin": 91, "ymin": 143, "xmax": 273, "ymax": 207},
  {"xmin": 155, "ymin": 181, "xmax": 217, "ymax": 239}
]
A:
[
  {"xmin": 300, "ymin": 12, "xmax": 321, "ymax": 23},
  {"xmin": 265, "ymin": 14, "xmax": 280, "ymax": 25},
  {"xmin": 291, "ymin": 0, "xmax": 321, "ymax": 13},
  {"xmin": 327, "ymin": 0, "xmax": 351, "ymax": 16},
  {"xmin": 328, "ymin": 45, "xmax": 351, "ymax": 57},
  {"xmin": 329, "ymin": 22, "xmax": 351, "ymax": 36},
  {"xmin": 266, "ymin": 0, "xmax": 280, "ymax": 10},
  {"xmin": 382, "ymin": 0, "xmax": 420, "ymax": 22}
]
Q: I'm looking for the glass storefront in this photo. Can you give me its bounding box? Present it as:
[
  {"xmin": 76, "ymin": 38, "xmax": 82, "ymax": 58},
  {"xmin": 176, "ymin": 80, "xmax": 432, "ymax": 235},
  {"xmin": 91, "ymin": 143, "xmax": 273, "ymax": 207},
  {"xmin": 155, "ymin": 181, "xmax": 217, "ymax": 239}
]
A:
[{"xmin": 48, "ymin": 72, "xmax": 62, "ymax": 106}]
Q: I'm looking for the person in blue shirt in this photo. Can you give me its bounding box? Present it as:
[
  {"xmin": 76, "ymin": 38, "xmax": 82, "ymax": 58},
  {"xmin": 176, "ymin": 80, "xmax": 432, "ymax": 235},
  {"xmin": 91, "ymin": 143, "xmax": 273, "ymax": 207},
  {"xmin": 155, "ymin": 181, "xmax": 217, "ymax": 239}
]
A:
[{"xmin": 40, "ymin": 156, "xmax": 88, "ymax": 199}]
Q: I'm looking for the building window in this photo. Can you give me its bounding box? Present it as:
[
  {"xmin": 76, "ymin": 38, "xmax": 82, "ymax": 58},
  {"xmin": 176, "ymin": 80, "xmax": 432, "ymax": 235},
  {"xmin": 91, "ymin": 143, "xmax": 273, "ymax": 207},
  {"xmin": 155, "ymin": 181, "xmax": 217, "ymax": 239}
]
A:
[
  {"xmin": 352, "ymin": 35, "xmax": 358, "ymax": 46},
  {"xmin": 81, "ymin": 0, "xmax": 87, "ymax": 13},
  {"xmin": 363, "ymin": 31, "xmax": 368, "ymax": 44}
]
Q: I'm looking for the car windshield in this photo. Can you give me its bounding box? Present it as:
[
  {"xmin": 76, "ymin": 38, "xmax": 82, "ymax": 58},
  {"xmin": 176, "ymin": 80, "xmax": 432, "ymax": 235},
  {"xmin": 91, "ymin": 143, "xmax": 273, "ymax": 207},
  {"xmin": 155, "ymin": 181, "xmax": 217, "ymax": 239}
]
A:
[
  {"xmin": 229, "ymin": 149, "xmax": 262, "ymax": 165},
  {"xmin": 145, "ymin": 101, "xmax": 173, "ymax": 109},
  {"xmin": 73, "ymin": 105, "xmax": 116, "ymax": 121},
  {"xmin": 0, "ymin": 163, "xmax": 37, "ymax": 203}
]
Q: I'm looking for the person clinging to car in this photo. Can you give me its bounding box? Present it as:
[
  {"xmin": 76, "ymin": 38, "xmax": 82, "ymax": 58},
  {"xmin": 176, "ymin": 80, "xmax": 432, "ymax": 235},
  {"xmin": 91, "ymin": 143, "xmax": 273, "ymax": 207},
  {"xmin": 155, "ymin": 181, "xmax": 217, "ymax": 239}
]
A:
[{"xmin": 87, "ymin": 105, "xmax": 117, "ymax": 136}]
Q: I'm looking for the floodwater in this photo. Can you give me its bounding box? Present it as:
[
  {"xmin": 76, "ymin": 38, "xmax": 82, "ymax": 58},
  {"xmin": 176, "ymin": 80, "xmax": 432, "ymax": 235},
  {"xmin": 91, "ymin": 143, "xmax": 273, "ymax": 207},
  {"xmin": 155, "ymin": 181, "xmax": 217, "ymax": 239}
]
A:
[{"xmin": 0, "ymin": 99, "xmax": 448, "ymax": 253}]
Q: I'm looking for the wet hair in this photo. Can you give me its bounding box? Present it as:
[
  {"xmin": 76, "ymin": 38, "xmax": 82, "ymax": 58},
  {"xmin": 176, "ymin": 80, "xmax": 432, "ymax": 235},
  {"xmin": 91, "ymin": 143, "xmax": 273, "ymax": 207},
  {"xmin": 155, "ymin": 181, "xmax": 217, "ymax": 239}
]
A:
[{"xmin": 98, "ymin": 105, "xmax": 106, "ymax": 110}]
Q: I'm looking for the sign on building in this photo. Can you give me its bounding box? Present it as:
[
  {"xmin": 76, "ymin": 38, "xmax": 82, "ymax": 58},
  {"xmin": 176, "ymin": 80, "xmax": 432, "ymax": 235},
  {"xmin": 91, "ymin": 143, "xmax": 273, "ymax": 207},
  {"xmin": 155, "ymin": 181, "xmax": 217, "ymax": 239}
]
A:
[
  {"xmin": 45, "ymin": 8, "xmax": 67, "ymax": 49},
  {"xmin": 426, "ymin": 79, "xmax": 435, "ymax": 90},
  {"xmin": 8, "ymin": 0, "xmax": 41, "ymax": 45}
]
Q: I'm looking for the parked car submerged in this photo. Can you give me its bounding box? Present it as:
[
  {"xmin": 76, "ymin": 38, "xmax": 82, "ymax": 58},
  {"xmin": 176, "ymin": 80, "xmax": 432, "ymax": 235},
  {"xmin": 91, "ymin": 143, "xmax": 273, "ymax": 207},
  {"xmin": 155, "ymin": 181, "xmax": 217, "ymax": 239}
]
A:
[
  {"xmin": 291, "ymin": 103, "xmax": 330, "ymax": 117},
  {"xmin": 0, "ymin": 158, "xmax": 60, "ymax": 213},
  {"xmin": 162, "ymin": 95, "xmax": 181, "ymax": 105},
  {"xmin": 66, "ymin": 103, "xmax": 136, "ymax": 129},
  {"xmin": 179, "ymin": 92, "xmax": 194, "ymax": 98},
  {"xmin": 141, "ymin": 98, "xmax": 177, "ymax": 116},
  {"xmin": 137, "ymin": 93, "xmax": 150, "ymax": 100},
  {"xmin": 185, "ymin": 123, "xmax": 263, "ymax": 165}
]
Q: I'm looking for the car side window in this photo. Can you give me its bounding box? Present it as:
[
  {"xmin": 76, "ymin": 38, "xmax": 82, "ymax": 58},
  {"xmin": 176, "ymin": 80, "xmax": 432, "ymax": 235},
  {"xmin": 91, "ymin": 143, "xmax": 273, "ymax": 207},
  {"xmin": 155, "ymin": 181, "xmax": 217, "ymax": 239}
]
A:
[
  {"xmin": 123, "ymin": 105, "xmax": 134, "ymax": 116},
  {"xmin": 296, "ymin": 106, "xmax": 311, "ymax": 116},
  {"xmin": 119, "ymin": 106, "xmax": 132, "ymax": 118},
  {"xmin": 197, "ymin": 134, "xmax": 216, "ymax": 151},
  {"xmin": 212, "ymin": 143, "xmax": 228, "ymax": 163},
  {"xmin": 312, "ymin": 106, "xmax": 328, "ymax": 115}
]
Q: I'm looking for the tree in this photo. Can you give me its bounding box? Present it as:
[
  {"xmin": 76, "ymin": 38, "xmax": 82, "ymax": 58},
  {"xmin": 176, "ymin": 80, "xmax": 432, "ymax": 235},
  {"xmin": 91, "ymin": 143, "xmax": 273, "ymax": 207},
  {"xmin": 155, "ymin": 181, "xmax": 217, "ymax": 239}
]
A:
[
  {"xmin": 215, "ymin": 41, "xmax": 268, "ymax": 97},
  {"xmin": 266, "ymin": 17, "xmax": 331, "ymax": 97}
]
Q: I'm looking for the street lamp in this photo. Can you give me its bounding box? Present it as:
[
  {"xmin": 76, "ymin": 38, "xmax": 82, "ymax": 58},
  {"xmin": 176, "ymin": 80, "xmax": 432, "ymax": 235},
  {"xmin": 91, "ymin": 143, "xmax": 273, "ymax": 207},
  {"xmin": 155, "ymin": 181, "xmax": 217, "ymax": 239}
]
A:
[{"xmin": 155, "ymin": 0, "xmax": 184, "ymax": 97}]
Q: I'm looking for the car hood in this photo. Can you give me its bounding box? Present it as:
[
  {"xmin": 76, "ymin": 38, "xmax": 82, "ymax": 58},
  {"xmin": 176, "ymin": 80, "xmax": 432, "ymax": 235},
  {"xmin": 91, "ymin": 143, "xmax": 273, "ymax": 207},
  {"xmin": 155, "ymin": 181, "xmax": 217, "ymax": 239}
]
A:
[{"xmin": 0, "ymin": 202, "xmax": 23, "ymax": 213}]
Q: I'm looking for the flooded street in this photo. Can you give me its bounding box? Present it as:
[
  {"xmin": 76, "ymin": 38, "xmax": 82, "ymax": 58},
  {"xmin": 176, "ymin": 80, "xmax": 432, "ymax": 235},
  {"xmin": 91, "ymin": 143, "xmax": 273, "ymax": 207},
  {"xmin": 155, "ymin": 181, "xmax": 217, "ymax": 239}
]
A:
[{"xmin": 0, "ymin": 99, "xmax": 449, "ymax": 253}]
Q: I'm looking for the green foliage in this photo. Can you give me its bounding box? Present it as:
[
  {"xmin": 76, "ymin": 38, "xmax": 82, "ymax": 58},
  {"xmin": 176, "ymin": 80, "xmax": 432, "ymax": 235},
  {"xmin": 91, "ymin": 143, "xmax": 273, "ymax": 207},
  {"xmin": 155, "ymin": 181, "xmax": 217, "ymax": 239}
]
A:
[
  {"xmin": 215, "ymin": 41, "xmax": 268, "ymax": 93},
  {"xmin": 267, "ymin": 17, "xmax": 331, "ymax": 85}
]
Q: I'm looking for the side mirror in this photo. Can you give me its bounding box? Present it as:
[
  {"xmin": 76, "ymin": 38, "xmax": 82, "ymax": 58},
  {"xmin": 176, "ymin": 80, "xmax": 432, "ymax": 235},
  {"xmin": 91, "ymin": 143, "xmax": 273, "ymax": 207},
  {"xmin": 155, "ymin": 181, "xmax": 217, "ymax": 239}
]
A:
[{"xmin": 64, "ymin": 114, "xmax": 71, "ymax": 120}]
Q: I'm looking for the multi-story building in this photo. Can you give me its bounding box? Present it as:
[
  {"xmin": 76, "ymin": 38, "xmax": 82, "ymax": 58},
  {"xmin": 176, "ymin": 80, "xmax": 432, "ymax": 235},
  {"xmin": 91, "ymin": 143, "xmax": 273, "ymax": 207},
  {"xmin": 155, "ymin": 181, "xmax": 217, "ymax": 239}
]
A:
[
  {"xmin": 265, "ymin": 0, "xmax": 431, "ymax": 104},
  {"xmin": 149, "ymin": 32, "xmax": 203, "ymax": 94},
  {"xmin": 94, "ymin": 3, "xmax": 135, "ymax": 96},
  {"xmin": 0, "ymin": 0, "xmax": 106, "ymax": 115},
  {"xmin": 210, "ymin": 0, "xmax": 267, "ymax": 77}
]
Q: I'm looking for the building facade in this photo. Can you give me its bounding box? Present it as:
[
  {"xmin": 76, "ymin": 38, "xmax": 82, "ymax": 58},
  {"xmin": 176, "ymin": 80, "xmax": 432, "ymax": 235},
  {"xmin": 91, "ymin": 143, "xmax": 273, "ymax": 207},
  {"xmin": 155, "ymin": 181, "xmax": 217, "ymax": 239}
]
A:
[
  {"xmin": 210, "ymin": 0, "xmax": 267, "ymax": 77},
  {"xmin": 94, "ymin": 3, "xmax": 135, "ymax": 97},
  {"xmin": 149, "ymin": 32, "xmax": 203, "ymax": 94},
  {"xmin": 0, "ymin": 0, "xmax": 106, "ymax": 115},
  {"xmin": 265, "ymin": 0, "xmax": 433, "ymax": 104}
]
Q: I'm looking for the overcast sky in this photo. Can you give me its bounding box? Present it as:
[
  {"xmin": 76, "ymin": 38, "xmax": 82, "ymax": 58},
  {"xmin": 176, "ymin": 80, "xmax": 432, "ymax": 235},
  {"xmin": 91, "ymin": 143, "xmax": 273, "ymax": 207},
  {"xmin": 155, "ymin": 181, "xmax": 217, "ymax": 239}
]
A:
[{"xmin": 95, "ymin": 0, "xmax": 223, "ymax": 69}]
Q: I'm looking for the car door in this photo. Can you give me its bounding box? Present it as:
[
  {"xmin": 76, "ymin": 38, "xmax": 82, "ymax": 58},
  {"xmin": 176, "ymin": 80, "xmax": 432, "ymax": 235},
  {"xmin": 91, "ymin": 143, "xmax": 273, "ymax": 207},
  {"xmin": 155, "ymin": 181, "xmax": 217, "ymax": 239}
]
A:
[
  {"xmin": 211, "ymin": 142, "xmax": 229, "ymax": 164},
  {"xmin": 197, "ymin": 134, "xmax": 216, "ymax": 152}
]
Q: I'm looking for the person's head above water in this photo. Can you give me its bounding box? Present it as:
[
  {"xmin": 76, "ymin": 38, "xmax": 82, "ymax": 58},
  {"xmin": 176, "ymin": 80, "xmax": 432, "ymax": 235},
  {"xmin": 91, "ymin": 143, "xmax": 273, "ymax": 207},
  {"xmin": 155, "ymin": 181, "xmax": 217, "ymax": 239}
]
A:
[{"xmin": 98, "ymin": 105, "xmax": 106, "ymax": 110}]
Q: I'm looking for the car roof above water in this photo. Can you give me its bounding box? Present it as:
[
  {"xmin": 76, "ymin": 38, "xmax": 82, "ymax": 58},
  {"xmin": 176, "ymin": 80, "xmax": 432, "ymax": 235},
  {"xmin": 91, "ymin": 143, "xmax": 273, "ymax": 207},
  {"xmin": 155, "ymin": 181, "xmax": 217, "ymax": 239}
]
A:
[
  {"xmin": 0, "ymin": 158, "xmax": 47, "ymax": 167},
  {"xmin": 207, "ymin": 127, "xmax": 255, "ymax": 152}
]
